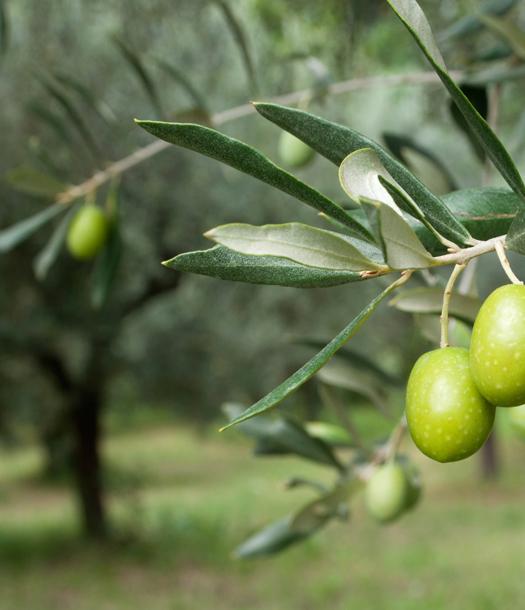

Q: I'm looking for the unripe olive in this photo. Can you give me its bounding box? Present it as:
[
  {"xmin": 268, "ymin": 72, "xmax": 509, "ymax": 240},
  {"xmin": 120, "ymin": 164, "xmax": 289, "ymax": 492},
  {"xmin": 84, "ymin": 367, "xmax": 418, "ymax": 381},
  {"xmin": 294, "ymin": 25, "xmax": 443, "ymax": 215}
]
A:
[
  {"xmin": 365, "ymin": 462, "xmax": 409, "ymax": 523},
  {"xmin": 509, "ymin": 404, "xmax": 525, "ymax": 437},
  {"xmin": 278, "ymin": 131, "xmax": 315, "ymax": 169},
  {"xmin": 66, "ymin": 205, "xmax": 109, "ymax": 261},
  {"xmin": 470, "ymin": 285, "xmax": 525, "ymax": 407},
  {"xmin": 406, "ymin": 347, "xmax": 495, "ymax": 463}
]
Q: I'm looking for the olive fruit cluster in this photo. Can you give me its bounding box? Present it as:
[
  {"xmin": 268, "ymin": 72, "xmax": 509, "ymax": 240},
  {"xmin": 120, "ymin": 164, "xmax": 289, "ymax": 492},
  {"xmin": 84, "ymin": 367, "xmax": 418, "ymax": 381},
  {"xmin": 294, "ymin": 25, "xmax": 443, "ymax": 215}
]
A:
[
  {"xmin": 365, "ymin": 459, "xmax": 421, "ymax": 524},
  {"xmin": 66, "ymin": 204, "xmax": 109, "ymax": 261},
  {"xmin": 406, "ymin": 285, "xmax": 525, "ymax": 463}
]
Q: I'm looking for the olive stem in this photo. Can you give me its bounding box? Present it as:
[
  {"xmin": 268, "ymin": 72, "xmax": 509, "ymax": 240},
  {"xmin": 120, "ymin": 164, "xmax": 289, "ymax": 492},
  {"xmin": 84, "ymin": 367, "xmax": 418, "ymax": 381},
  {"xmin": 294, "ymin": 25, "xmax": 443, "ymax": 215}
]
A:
[
  {"xmin": 440, "ymin": 262, "xmax": 467, "ymax": 348},
  {"xmin": 495, "ymin": 240, "xmax": 523, "ymax": 285}
]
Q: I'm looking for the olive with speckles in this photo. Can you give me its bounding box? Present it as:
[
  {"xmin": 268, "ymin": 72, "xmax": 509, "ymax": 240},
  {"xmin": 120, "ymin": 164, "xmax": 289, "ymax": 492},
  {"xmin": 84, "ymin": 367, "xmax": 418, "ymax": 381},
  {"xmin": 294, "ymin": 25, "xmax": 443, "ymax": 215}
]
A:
[
  {"xmin": 406, "ymin": 347, "xmax": 495, "ymax": 463},
  {"xmin": 470, "ymin": 285, "xmax": 525, "ymax": 407}
]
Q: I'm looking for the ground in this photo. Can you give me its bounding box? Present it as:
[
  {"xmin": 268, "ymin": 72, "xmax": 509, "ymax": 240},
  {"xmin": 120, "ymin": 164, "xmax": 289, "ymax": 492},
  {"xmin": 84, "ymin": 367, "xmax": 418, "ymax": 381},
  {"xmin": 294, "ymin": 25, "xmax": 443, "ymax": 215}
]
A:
[{"xmin": 1, "ymin": 415, "xmax": 525, "ymax": 610}]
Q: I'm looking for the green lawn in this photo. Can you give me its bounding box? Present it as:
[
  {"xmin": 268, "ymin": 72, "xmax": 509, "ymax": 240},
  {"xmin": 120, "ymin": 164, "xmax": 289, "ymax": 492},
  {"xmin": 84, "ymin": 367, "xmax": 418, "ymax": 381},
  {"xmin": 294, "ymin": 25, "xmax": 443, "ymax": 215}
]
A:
[{"xmin": 1, "ymin": 419, "xmax": 525, "ymax": 610}]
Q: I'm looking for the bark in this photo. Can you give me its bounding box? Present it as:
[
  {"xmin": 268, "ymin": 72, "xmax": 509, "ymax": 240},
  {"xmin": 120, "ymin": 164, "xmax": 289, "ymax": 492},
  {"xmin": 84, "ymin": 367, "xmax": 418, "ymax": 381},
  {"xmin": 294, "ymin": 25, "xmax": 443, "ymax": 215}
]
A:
[{"xmin": 70, "ymin": 383, "xmax": 108, "ymax": 539}]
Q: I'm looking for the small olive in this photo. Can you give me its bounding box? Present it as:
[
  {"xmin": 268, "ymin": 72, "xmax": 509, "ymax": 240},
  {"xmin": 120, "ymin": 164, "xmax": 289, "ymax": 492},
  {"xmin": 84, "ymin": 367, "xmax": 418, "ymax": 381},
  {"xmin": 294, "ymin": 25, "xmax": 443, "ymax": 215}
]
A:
[
  {"xmin": 406, "ymin": 347, "xmax": 495, "ymax": 463},
  {"xmin": 66, "ymin": 205, "xmax": 109, "ymax": 261},
  {"xmin": 365, "ymin": 462, "xmax": 409, "ymax": 523},
  {"xmin": 470, "ymin": 285, "xmax": 525, "ymax": 407}
]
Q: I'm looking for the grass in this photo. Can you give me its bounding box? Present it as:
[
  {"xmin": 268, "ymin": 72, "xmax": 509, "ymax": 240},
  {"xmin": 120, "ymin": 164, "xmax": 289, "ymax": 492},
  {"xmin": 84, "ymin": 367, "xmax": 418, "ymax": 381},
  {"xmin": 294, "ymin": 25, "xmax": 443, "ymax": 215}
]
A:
[{"xmin": 1, "ymin": 416, "xmax": 525, "ymax": 610}]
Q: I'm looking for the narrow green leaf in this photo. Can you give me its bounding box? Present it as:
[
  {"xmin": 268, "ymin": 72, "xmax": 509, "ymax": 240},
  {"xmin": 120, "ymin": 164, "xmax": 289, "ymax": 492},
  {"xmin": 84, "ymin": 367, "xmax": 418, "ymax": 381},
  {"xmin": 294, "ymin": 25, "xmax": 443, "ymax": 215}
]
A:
[
  {"xmin": 441, "ymin": 187, "xmax": 519, "ymax": 241},
  {"xmin": 136, "ymin": 119, "xmax": 373, "ymax": 242},
  {"xmin": 164, "ymin": 245, "xmax": 363, "ymax": 288},
  {"xmin": 214, "ymin": 0, "xmax": 259, "ymax": 94},
  {"xmin": 386, "ymin": 0, "xmax": 525, "ymax": 202},
  {"xmin": 114, "ymin": 37, "xmax": 163, "ymax": 117},
  {"xmin": 506, "ymin": 210, "xmax": 525, "ymax": 254},
  {"xmin": 222, "ymin": 403, "xmax": 343, "ymax": 469},
  {"xmin": 254, "ymin": 102, "xmax": 471, "ymax": 246},
  {"xmin": 5, "ymin": 166, "xmax": 67, "ymax": 199},
  {"xmin": 33, "ymin": 205, "xmax": 77, "ymax": 280},
  {"xmin": 0, "ymin": 203, "xmax": 65, "ymax": 253},
  {"xmin": 299, "ymin": 340, "xmax": 401, "ymax": 386},
  {"xmin": 389, "ymin": 287, "xmax": 481, "ymax": 323},
  {"xmin": 234, "ymin": 517, "xmax": 311, "ymax": 559},
  {"xmin": 339, "ymin": 148, "xmax": 405, "ymax": 213},
  {"xmin": 221, "ymin": 281, "xmax": 402, "ymax": 430},
  {"xmin": 304, "ymin": 421, "xmax": 355, "ymax": 448},
  {"xmin": 361, "ymin": 199, "xmax": 434, "ymax": 270},
  {"xmin": 205, "ymin": 223, "xmax": 386, "ymax": 272}
]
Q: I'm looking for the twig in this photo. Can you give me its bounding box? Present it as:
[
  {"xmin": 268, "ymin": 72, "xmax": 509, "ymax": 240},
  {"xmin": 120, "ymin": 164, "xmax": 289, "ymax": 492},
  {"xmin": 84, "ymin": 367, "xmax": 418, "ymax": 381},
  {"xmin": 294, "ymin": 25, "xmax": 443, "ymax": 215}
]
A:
[
  {"xmin": 53, "ymin": 70, "xmax": 464, "ymax": 207},
  {"xmin": 495, "ymin": 240, "xmax": 523, "ymax": 285},
  {"xmin": 440, "ymin": 263, "xmax": 467, "ymax": 348}
]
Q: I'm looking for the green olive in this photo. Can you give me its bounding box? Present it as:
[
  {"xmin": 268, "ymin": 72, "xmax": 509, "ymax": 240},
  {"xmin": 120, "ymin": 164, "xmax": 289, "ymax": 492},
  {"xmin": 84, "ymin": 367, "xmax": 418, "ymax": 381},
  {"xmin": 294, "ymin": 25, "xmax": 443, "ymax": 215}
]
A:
[
  {"xmin": 278, "ymin": 131, "xmax": 315, "ymax": 169},
  {"xmin": 406, "ymin": 347, "xmax": 495, "ymax": 463},
  {"xmin": 509, "ymin": 403, "xmax": 525, "ymax": 437},
  {"xmin": 66, "ymin": 205, "xmax": 109, "ymax": 261},
  {"xmin": 365, "ymin": 462, "xmax": 409, "ymax": 523},
  {"xmin": 470, "ymin": 285, "xmax": 525, "ymax": 407}
]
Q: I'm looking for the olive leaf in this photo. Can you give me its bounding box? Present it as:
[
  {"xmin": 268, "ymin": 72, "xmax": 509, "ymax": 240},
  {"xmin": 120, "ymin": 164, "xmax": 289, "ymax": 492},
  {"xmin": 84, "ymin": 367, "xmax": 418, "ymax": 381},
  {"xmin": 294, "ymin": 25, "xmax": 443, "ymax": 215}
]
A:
[
  {"xmin": 164, "ymin": 245, "xmax": 364, "ymax": 288},
  {"xmin": 136, "ymin": 120, "xmax": 373, "ymax": 242},
  {"xmin": 339, "ymin": 148, "xmax": 405, "ymax": 213},
  {"xmin": 204, "ymin": 223, "xmax": 386, "ymax": 272},
  {"xmin": 33, "ymin": 204, "xmax": 77, "ymax": 280},
  {"xmin": 254, "ymin": 102, "xmax": 471, "ymax": 246},
  {"xmin": 386, "ymin": 0, "xmax": 525, "ymax": 202},
  {"xmin": 0, "ymin": 203, "xmax": 66, "ymax": 253},
  {"xmin": 221, "ymin": 281, "xmax": 402, "ymax": 430},
  {"xmin": 361, "ymin": 199, "xmax": 435, "ymax": 270},
  {"xmin": 222, "ymin": 403, "xmax": 343, "ymax": 470},
  {"xmin": 234, "ymin": 517, "xmax": 312, "ymax": 559}
]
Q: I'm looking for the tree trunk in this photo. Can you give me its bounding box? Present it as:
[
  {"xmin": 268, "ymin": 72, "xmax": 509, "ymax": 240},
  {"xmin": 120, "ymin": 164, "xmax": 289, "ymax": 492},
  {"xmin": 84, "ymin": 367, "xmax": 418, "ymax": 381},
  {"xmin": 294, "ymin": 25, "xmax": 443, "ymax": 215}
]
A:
[
  {"xmin": 480, "ymin": 431, "xmax": 499, "ymax": 480},
  {"xmin": 70, "ymin": 385, "xmax": 108, "ymax": 539}
]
